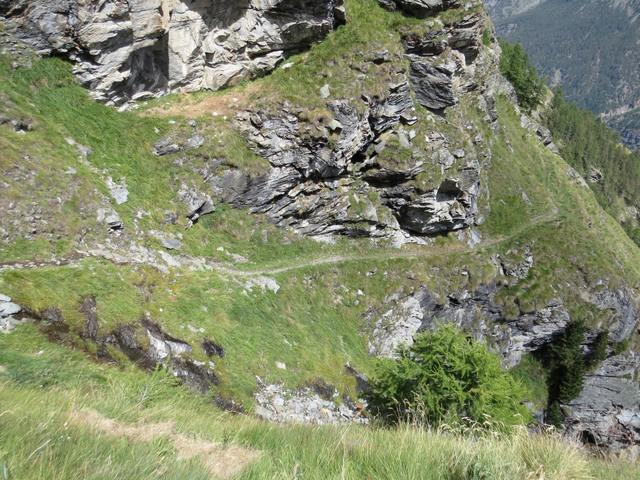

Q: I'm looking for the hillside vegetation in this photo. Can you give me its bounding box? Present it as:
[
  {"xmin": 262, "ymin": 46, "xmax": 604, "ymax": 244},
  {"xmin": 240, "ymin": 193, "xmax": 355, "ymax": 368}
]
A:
[
  {"xmin": 1, "ymin": 0, "xmax": 639, "ymax": 477},
  {"xmin": 1, "ymin": 327, "xmax": 636, "ymax": 479},
  {"xmin": 487, "ymin": 0, "xmax": 640, "ymax": 149}
]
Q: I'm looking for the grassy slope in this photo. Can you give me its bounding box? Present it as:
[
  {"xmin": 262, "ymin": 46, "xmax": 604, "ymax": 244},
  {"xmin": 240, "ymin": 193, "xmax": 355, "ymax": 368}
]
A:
[
  {"xmin": 1, "ymin": 0, "xmax": 640, "ymax": 477},
  {"xmin": 1, "ymin": 326, "xmax": 637, "ymax": 480},
  {"xmin": 2, "ymin": 0, "xmax": 640, "ymax": 401}
]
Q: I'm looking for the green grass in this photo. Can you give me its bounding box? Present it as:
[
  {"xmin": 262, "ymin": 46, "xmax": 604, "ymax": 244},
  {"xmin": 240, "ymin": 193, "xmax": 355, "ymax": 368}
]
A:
[
  {"xmin": 1, "ymin": 326, "xmax": 636, "ymax": 480},
  {"xmin": 510, "ymin": 354, "xmax": 548, "ymax": 410},
  {"xmin": 1, "ymin": 1, "xmax": 640, "ymax": 475}
]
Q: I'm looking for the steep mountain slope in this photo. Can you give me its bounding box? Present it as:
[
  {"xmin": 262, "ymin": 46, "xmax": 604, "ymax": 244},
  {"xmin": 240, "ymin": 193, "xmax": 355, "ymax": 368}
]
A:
[
  {"xmin": 486, "ymin": 0, "xmax": 640, "ymax": 150},
  {"xmin": 1, "ymin": 0, "xmax": 639, "ymax": 473}
]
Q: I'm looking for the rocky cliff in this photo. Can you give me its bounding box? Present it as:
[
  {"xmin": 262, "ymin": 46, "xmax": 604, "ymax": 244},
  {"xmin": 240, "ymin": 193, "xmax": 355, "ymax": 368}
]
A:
[
  {"xmin": 0, "ymin": 0, "xmax": 639, "ymax": 456},
  {"xmin": 1, "ymin": 0, "xmax": 345, "ymax": 105}
]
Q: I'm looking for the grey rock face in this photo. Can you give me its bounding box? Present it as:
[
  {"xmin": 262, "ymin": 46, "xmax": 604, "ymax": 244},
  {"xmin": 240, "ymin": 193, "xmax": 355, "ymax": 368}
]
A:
[
  {"xmin": 0, "ymin": 294, "xmax": 25, "ymax": 333},
  {"xmin": 255, "ymin": 382, "xmax": 368, "ymax": 425},
  {"xmin": 404, "ymin": 13, "xmax": 486, "ymax": 112},
  {"xmin": 565, "ymin": 353, "xmax": 640, "ymax": 455},
  {"xmin": 368, "ymin": 286, "xmax": 576, "ymax": 367},
  {"xmin": 222, "ymin": 81, "xmax": 421, "ymax": 238},
  {"xmin": 220, "ymin": 77, "xmax": 480, "ymax": 239},
  {"xmin": 590, "ymin": 287, "xmax": 640, "ymax": 343},
  {"xmin": 379, "ymin": 0, "xmax": 461, "ymax": 18},
  {"xmin": 3, "ymin": 0, "xmax": 344, "ymax": 105},
  {"xmin": 408, "ymin": 60, "xmax": 457, "ymax": 110}
]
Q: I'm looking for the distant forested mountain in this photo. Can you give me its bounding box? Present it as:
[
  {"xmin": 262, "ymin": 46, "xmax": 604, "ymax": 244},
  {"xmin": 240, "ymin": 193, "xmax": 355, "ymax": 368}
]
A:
[{"xmin": 486, "ymin": 0, "xmax": 640, "ymax": 149}]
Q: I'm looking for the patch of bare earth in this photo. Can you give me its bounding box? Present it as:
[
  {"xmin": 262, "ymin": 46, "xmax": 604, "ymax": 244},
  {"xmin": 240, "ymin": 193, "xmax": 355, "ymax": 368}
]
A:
[
  {"xmin": 144, "ymin": 85, "xmax": 259, "ymax": 119},
  {"xmin": 69, "ymin": 409, "xmax": 259, "ymax": 479}
]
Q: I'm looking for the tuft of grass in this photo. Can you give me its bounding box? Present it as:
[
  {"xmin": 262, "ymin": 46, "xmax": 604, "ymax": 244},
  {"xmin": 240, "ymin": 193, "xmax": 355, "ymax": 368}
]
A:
[{"xmin": 1, "ymin": 326, "xmax": 635, "ymax": 480}]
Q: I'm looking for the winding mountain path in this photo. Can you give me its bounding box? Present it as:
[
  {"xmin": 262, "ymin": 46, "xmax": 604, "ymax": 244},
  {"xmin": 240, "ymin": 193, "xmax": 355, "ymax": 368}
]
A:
[{"xmin": 0, "ymin": 209, "xmax": 560, "ymax": 278}]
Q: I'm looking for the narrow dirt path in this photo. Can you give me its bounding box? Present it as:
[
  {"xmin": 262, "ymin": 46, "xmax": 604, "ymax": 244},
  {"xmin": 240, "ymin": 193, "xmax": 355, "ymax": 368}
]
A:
[
  {"xmin": 69, "ymin": 409, "xmax": 259, "ymax": 479},
  {"xmin": 0, "ymin": 210, "xmax": 560, "ymax": 278}
]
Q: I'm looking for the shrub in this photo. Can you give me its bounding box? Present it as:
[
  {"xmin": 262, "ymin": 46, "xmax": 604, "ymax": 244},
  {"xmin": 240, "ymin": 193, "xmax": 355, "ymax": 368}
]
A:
[
  {"xmin": 550, "ymin": 321, "xmax": 587, "ymax": 404},
  {"xmin": 499, "ymin": 40, "xmax": 545, "ymax": 112},
  {"xmin": 541, "ymin": 321, "xmax": 587, "ymax": 425},
  {"xmin": 586, "ymin": 330, "xmax": 609, "ymax": 368},
  {"xmin": 366, "ymin": 325, "xmax": 531, "ymax": 429}
]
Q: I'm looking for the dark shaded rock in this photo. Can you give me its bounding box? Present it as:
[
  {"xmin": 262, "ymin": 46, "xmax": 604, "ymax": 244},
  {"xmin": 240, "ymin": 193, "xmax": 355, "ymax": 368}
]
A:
[
  {"xmin": 403, "ymin": 31, "xmax": 448, "ymax": 57},
  {"xmin": 80, "ymin": 295, "xmax": 99, "ymax": 341},
  {"xmin": 565, "ymin": 353, "xmax": 640, "ymax": 455},
  {"xmin": 369, "ymin": 80, "xmax": 415, "ymax": 134},
  {"xmin": 40, "ymin": 307, "xmax": 64, "ymax": 324},
  {"xmin": 371, "ymin": 49, "xmax": 391, "ymax": 64},
  {"xmin": 153, "ymin": 138, "xmax": 183, "ymax": 157},
  {"xmin": 345, "ymin": 364, "xmax": 371, "ymax": 394},
  {"xmin": 12, "ymin": 118, "xmax": 33, "ymax": 132},
  {"xmin": 110, "ymin": 324, "xmax": 150, "ymax": 367},
  {"xmin": 448, "ymin": 13, "xmax": 484, "ymax": 63},
  {"xmin": 215, "ymin": 396, "xmax": 245, "ymax": 414},
  {"xmin": 202, "ymin": 339, "xmax": 225, "ymax": 358},
  {"xmin": 307, "ymin": 378, "xmax": 337, "ymax": 401},
  {"xmin": 379, "ymin": 0, "xmax": 461, "ymax": 17},
  {"xmin": 169, "ymin": 357, "xmax": 219, "ymax": 394},
  {"xmin": 388, "ymin": 176, "xmax": 479, "ymax": 235},
  {"xmin": 408, "ymin": 59, "xmax": 457, "ymax": 111}
]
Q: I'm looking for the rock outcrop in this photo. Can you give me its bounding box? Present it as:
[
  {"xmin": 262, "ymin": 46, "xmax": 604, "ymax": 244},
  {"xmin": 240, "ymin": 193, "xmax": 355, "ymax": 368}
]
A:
[
  {"xmin": 215, "ymin": 79, "xmax": 481, "ymax": 240},
  {"xmin": 565, "ymin": 353, "xmax": 640, "ymax": 456},
  {"xmin": 204, "ymin": 11, "xmax": 494, "ymax": 241},
  {"xmin": 379, "ymin": 0, "xmax": 461, "ymax": 17},
  {"xmin": 366, "ymin": 285, "xmax": 572, "ymax": 366},
  {"xmin": 0, "ymin": 294, "xmax": 25, "ymax": 333},
  {"xmin": 367, "ymin": 279, "xmax": 639, "ymax": 369},
  {"xmin": 1, "ymin": 0, "xmax": 345, "ymax": 105},
  {"xmin": 254, "ymin": 381, "xmax": 368, "ymax": 425}
]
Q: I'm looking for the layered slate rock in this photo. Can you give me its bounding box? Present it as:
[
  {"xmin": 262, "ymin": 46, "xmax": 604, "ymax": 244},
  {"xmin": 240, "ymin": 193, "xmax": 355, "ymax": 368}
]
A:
[
  {"xmin": 403, "ymin": 12, "xmax": 486, "ymax": 111},
  {"xmin": 379, "ymin": 0, "xmax": 461, "ymax": 17},
  {"xmin": 204, "ymin": 11, "xmax": 495, "ymax": 241},
  {"xmin": 215, "ymin": 79, "xmax": 482, "ymax": 240},
  {"xmin": 366, "ymin": 284, "xmax": 572, "ymax": 366},
  {"xmin": 565, "ymin": 353, "xmax": 640, "ymax": 454},
  {"xmin": 1, "ymin": 0, "xmax": 344, "ymax": 105}
]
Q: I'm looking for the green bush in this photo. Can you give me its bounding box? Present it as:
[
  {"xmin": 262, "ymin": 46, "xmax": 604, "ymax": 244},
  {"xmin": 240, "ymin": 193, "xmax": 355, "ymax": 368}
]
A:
[
  {"xmin": 550, "ymin": 321, "xmax": 586, "ymax": 404},
  {"xmin": 499, "ymin": 40, "xmax": 545, "ymax": 112},
  {"xmin": 587, "ymin": 330, "xmax": 609, "ymax": 368},
  {"xmin": 540, "ymin": 321, "xmax": 588, "ymax": 426},
  {"xmin": 366, "ymin": 326, "xmax": 531, "ymax": 429}
]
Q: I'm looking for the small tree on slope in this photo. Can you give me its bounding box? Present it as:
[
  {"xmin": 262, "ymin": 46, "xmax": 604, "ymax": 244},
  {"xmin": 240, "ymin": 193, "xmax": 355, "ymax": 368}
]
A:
[{"xmin": 366, "ymin": 325, "xmax": 531, "ymax": 430}]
